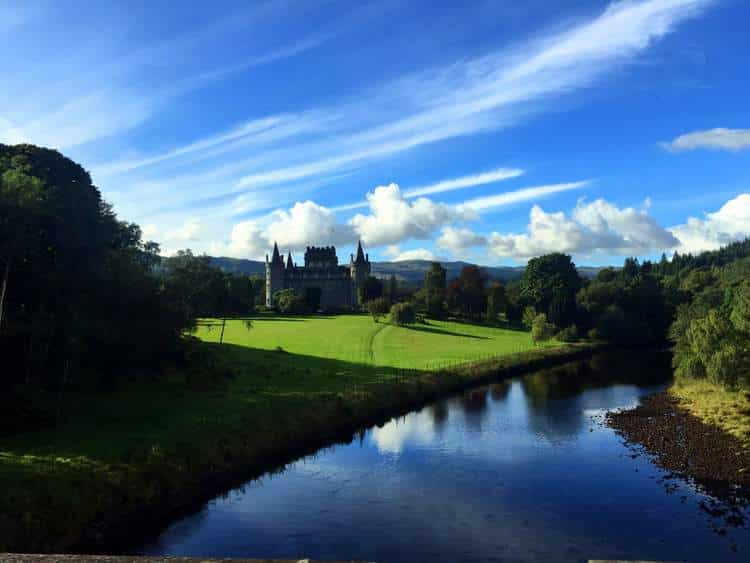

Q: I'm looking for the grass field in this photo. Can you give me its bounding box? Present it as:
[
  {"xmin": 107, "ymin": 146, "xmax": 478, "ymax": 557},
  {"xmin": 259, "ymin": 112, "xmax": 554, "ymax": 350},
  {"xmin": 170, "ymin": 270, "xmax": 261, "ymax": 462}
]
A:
[
  {"xmin": 197, "ymin": 314, "xmax": 553, "ymax": 370},
  {"xmin": 0, "ymin": 314, "xmax": 565, "ymax": 552}
]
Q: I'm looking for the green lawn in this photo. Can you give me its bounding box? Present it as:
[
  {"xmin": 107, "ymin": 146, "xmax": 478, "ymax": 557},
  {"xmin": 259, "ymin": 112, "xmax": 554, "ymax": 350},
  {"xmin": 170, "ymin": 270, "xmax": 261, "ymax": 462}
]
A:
[
  {"xmin": 197, "ymin": 314, "xmax": 550, "ymax": 370},
  {"xmin": 0, "ymin": 314, "xmax": 562, "ymax": 552}
]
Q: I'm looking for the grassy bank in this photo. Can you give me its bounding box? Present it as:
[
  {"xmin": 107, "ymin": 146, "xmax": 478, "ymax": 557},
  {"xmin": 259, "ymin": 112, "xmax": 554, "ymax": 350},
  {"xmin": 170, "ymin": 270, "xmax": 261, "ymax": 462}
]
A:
[
  {"xmin": 0, "ymin": 315, "xmax": 583, "ymax": 553},
  {"xmin": 670, "ymin": 378, "xmax": 750, "ymax": 449}
]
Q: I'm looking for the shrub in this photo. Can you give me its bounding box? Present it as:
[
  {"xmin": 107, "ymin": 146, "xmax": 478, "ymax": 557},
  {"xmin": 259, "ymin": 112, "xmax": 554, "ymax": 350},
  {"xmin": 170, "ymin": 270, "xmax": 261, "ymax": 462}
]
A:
[
  {"xmin": 274, "ymin": 289, "xmax": 309, "ymax": 314},
  {"xmin": 366, "ymin": 297, "xmax": 391, "ymax": 322},
  {"xmin": 522, "ymin": 306, "xmax": 537, "ymax": 329},
  {"xmin": 391, "ymin": 302, "xmax": 416, "ymax": 326},
  {"xmin": 556, "ymin": 324, "xmax": 579, "ymax": 342},
  {"xmin": 531, "ymin": 313, "xmax": 555, "ymax": 344}
]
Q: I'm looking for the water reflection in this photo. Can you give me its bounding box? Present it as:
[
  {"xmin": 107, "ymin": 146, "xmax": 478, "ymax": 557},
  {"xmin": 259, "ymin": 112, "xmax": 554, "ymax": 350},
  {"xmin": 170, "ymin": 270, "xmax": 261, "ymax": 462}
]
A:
[{"xmin": 136, "ymin": 351, "xmax": 750, "ymax": 562}]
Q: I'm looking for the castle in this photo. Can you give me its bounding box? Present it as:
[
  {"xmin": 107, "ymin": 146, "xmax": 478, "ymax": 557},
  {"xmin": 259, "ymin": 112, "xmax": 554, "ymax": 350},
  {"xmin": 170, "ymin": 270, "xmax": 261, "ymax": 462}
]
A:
[{"xmin": 265, "ymin": 241, "xmax": 371, "ymax": 310}]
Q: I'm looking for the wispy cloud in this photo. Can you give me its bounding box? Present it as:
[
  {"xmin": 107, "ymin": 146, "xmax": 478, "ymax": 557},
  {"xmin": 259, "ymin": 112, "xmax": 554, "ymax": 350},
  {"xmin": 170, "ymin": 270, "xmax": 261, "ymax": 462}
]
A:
[
  {"xmin": 331, "ymin": 167, "xmax": 525, "ymax": 212},
  {"xmin": 460, "ymin": 181, "xmax": 590, "ymax": 213},
  {"xmin": 661, "ymin": 128, "xmax": 750, "ymax": 152},
  {"xmin": 141, "ymin": 0, "xmax": 709, "ymax": 215}
]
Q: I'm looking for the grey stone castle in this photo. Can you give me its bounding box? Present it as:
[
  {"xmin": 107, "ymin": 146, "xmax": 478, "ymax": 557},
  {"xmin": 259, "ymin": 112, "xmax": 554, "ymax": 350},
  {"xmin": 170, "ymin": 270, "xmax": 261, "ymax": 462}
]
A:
[{"xmin": 265, "ymin": 241, "xmax": 371, "ymax": 310}]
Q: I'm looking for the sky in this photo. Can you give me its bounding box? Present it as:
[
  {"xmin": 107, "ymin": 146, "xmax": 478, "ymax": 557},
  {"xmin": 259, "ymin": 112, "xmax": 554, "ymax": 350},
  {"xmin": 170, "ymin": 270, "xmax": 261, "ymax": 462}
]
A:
[{"xmin": 2, "ymin": 0, "xmax": 749, "ymax": 265}]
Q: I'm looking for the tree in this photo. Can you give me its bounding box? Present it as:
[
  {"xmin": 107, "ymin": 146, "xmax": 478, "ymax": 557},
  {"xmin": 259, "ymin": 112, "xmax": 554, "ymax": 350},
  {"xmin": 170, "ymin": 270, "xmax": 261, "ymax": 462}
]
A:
[
  {"xmin": 0, "ymin": 144, "xmax": 190, "ymax": 394},
  {"xmin": 367, "ymin": 297, "xmax": 390, "ymax": 323},
  {"xmin": 424, "ymin": 262, "xmax": 447, "ymax": 293},
  {"xmin": 485, "ymin": 283, "xmax": 507, "ymax": 322},
  {"xmin": 359, "ymin": 276, "xmax": 383, "ymax": 304},
  {"xmin": 520, "ymin": 253, "xmax": 581, "ymax": 327},
  {"xmin": 426, "ymin": 292, "xmax": 446, "ymax": 319},
  {"xmin": 531, "ymin": 313, "xmax": 555, "ymax": 344},
  {"xmin": 274, "ymin": 289, "xmax": 309, "ymax": 314},
  {"xmin": 391, "ymin": 302, "xmax": 416, "ymax": 326},
  {"xmin": 447, "ymin": 265, "xmax": 487, "ymax": 318},
  {"xmin": 386, "ymin": 274, "xmax": 398, "ymax": 303},
  {"xmin": 522, "ymin": 306, "xmax": 537, "ymax": 329}
]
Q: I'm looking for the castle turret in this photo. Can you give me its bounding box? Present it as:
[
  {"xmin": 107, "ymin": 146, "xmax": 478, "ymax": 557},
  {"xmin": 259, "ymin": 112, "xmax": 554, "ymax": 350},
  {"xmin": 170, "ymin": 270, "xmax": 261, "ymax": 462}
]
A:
[
  {"xmin": 265, "ymin": 242, "xmax": 285, "ymax": 307},
  {"xmin": 350, "ymin": 240, "xmax": 371, "ymax": 306},
  {"xmin": 286, "ymin": 251, "xmax": 294, "ymax": 270}
]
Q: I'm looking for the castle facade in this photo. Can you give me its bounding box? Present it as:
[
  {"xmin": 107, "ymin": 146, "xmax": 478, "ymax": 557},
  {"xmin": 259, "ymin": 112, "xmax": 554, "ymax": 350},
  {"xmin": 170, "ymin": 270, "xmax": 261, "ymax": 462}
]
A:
[{"xmin": 265, "ymin": 241, "xmax": 371, "ymax": 310}]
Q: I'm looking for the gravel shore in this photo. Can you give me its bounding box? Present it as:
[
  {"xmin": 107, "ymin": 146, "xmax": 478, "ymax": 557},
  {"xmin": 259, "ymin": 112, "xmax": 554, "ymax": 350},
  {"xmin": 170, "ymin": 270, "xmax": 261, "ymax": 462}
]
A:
[{"xmin": 606, "ymin": 391, "xmax": 750, "ymax": 529}]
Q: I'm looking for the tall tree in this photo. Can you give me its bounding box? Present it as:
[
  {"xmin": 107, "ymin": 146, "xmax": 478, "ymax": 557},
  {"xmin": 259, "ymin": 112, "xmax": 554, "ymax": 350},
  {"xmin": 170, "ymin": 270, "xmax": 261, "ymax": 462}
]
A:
[
  {"xmin": 424, "ymin": 262, "xmax": 447, "ymax": 293},
  {"xmin": 521, "ymin": 253, "xmax": 581, "ymax": 327},
  {"xmin": 447, "ymin": 265, "xmax": 487, "ymax": 318}
]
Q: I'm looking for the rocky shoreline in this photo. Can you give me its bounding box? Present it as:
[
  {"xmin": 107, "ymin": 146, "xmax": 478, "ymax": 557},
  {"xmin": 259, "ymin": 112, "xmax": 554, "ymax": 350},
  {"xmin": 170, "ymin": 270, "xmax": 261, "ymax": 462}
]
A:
[{"xmin": 606, "ymin": 390, "xmax": 750, "ymax": 530}]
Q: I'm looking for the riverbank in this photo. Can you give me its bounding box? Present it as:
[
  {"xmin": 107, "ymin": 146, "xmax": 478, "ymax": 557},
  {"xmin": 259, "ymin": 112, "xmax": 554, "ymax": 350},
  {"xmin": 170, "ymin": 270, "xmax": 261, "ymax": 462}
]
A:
[
  {"xmin": 0, "ymin": 340, "xmax": 597, "ymax": 555},
  {"xmin": 606, "ymin": 382, "xmax": 750, "ymax": 528}
]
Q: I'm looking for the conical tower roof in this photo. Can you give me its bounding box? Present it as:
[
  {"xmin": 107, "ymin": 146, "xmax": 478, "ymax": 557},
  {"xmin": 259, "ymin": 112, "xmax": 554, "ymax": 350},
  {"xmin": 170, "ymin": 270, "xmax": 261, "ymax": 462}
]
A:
[
  {"xmin": 286, "ymin": 251, "xmax": 294, "ymax": 269},
  {"xmin": 271, "ymin": 242, "xmax": 283, "ymax": 265},
  {"xmin": 355, "ymin": 240, "xmax": 366, "ymax": 263}
]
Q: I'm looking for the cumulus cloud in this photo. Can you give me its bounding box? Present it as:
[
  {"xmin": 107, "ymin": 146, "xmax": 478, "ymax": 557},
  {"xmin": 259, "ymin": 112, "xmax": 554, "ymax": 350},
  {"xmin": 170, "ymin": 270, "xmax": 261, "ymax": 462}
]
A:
[
  {"xmin": 265, "ymin": 200, "xmax": 354, "ymax": 250},
  {"xmin": 386, "ymin": 248, "xmax": 437, "ymax": 262},
  {"xmin": 670, "ymin": 193, "xmax": 750, "ymax": 253},
  {"xmin": 437, "ymin": 227, "xmax": 488, "ymax": 255},
  {"xmin": 163, "ymin": 217, "xmax": 202, "ymax": 242},
  {"xmin": 661, "ymin": 128, "xmax": 750, "ymax": 152},
  {"xmin": 487, "ymin": 198, "xmax": 678, "ymax": 260},
  {"xmin": 348, "ymin": 183, "xmax": 470, "ymax": 246},
  {"xmin": 221, "ymin": 220, "xmax": 268, "ymax": 259}
]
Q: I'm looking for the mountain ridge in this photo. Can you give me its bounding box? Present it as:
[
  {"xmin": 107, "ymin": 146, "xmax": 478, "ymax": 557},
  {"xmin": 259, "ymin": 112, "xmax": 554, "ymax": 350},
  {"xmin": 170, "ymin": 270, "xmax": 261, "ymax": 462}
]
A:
[{"xmin": 208, "ymin": 256, "xmax": 604, "ymax": 285}]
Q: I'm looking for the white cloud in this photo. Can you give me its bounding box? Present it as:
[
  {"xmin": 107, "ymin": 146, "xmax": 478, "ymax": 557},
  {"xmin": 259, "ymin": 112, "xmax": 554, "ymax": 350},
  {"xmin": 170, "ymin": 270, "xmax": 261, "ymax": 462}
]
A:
[
  {"xmin": 404, "ymin": 168, "xmax": 524, "ymax": 198},
  {"xmin": 387, "ymin": 248, "xmax": 437, "ymax": 262},
  {"xmin": 487, "ymin": 198, "xmax": 679, "ymax": 260},
  {"xmin": 163, "ymin": 217, "xmax": 202, "ymax": 242},
  {"xmin": 437, "ymin": 227, "xmax": 488, "ymax": 255},
  {"xmin": 661, "ymin": 128, "xmax": 750, "ymax": 152},
  {"xmin": 220, "ymin": 220, "xmax": 268, "ymax": 260},
  {"xmin": 460, "ymin": 181, "xmax": 590, "ymax": 213},
  {"xmin": 349, "ymin": 183, "xmax": 469, "ymax": 246},
  {"xmin": 669, "ymin": 193, "xmax": 750, "ymax": 253},
  {"xmin": 89, "ymin": 0, "xmax": 711, "ymax": 226},
  {"xmin": 331, "ymin": 167, "xmax": 524, "ymax": 212},
  {"xmin": 264, "ymin": 200, "xmax": 354, "ymax": 251}
]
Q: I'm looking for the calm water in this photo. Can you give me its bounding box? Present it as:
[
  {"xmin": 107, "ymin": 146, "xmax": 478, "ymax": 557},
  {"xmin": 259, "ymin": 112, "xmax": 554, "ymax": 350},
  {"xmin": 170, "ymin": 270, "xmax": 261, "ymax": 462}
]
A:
[{"xmin": 135, "ymin": 352, "xmax": 750, "ymax": 562}]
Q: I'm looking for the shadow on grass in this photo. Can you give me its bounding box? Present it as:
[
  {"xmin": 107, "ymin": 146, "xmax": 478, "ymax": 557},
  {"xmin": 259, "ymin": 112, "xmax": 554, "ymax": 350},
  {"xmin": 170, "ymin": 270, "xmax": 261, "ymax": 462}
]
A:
[{"xmin": 404, "ymin": 324, "xmax": 491, "ymax": 340}]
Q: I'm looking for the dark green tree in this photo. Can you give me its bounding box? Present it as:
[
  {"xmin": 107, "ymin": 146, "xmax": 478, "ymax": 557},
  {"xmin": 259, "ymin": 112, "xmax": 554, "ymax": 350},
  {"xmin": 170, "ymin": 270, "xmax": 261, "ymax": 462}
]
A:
[
  {"xmin": 446, "ymin": 265, "xmax": 487, "ymax": 318},
  {"xmin": 520, "ymin": 253, "xmax": 581, "ymax": 327}
]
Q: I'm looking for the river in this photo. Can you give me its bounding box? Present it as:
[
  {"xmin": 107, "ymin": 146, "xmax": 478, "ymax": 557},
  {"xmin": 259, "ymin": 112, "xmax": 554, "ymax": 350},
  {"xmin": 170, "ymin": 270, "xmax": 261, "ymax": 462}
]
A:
[{"xmin": 133, "ymin": 351, "xmax": 750, "ymax": 562}]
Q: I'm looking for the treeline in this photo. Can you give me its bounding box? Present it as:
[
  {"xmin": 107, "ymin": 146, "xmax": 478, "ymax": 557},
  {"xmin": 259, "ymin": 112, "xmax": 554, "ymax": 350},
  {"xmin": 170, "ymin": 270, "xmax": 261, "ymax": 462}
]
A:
[
  {"xmin": 391, "ymin": 255, "xmax": 678, "ymax": 346},
  {"xmin": 0, "ymin": 145, "xmax": 262, "ymax": 416},
  {"xmin": 387, "ymin": 244, "xmax": 750, "ymax": 379}
]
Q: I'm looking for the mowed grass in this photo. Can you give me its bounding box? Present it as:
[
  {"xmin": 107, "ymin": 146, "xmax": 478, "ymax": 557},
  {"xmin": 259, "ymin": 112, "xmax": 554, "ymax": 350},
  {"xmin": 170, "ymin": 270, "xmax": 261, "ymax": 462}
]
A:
[{"xmin": 198, "ymin": 314, "xmax": 553, "ymax": 370}]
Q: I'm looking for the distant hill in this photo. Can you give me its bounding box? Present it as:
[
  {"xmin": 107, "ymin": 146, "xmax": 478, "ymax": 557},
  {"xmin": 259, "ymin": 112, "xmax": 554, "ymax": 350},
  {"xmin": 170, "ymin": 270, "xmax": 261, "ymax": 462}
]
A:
[{"xmin": 208, "ymin": 256, "xmax": 604, "ymax": 285}]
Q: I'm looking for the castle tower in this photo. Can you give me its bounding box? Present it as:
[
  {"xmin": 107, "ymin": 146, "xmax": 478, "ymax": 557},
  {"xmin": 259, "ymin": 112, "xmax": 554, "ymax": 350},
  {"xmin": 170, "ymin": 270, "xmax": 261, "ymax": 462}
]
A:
[
  {"xmin": 286, "ymin": 251, "xmax": 294, "ymax": 270},
  {"xmin": 265, "ymin": 242, "xmax": 285, "ymax": 307},
  {"xmin": 350, "ymin": 240, "xmax": 371, "ymax": 306}
]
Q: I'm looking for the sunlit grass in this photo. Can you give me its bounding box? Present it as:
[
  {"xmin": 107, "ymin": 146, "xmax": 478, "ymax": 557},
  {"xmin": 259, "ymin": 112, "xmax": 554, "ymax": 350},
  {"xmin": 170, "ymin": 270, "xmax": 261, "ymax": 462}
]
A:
[{"xmin": 670, "ymin": 377, "xmax": 750, "ymax": 448}]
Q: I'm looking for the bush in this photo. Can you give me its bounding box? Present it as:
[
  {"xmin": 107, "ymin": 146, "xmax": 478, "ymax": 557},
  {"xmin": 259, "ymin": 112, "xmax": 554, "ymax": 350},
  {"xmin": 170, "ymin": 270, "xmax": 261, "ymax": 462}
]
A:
[
  {"xmin": 522, "ymin": 306, "xmax": 537, "ymax": 329},
  {"xmin": 366, "ymin": 297, "xmax": 391, "ymax": 322},
  {"xmin": 556, "ymin": 324, "xmax": 579, "ymax": 342},
  {"xmin": 274, "ymin": 289, "xmax": 309, "ymax": 314},
  {"xmin": 391, "ymin": 302, "xmax": 416, "ymax": 326},
  {"xmin": 531, "ymin": 313, "xmax": 555, "ymax": 344}
]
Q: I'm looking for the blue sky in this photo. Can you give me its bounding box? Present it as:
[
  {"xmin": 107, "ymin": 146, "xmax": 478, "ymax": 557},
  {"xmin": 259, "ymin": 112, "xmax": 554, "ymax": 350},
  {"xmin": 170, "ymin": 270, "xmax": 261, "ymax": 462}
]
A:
[{"xmin": 2, "ymin": 0, "xmax": 749, "ymax": 265}]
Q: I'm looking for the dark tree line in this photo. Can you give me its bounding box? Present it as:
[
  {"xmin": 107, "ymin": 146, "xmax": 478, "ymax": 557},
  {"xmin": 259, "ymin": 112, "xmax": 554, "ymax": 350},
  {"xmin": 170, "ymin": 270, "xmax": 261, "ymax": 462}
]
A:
[
  {"xmin": 1, "ymin": 145, "xmax": 187, "ymax": 397},
  {"xmin": 0, "ymin": 145, "xmax": 260, "ymax": 410}
]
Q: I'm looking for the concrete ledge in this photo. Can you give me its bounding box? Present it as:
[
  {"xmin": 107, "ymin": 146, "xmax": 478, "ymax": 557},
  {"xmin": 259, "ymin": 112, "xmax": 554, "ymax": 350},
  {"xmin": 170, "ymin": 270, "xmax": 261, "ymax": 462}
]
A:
[{"xmin": 0, "ymin": 557, "xmax": 364, "ymax": 563}]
